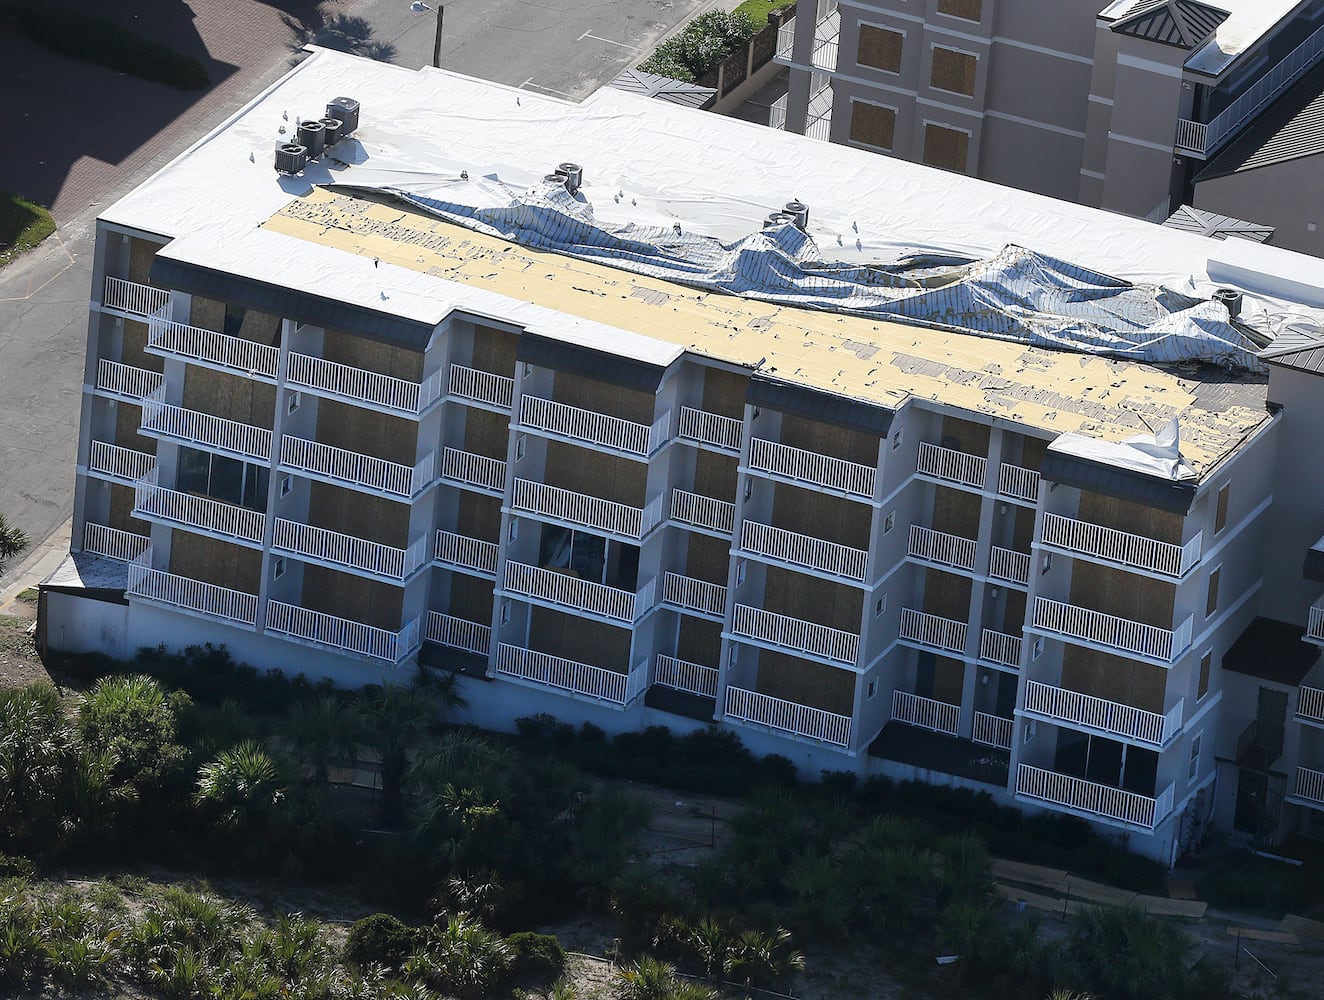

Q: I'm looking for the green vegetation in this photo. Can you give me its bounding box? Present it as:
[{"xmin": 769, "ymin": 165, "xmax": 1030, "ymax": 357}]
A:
[
  {"xmin": 731, "ymin": 0, "xmax": 792, "ymax": 29},
  {"xmin": 4, "ymin": 3, "xmax": 208, "ymax": 90},
  {"xmin": 638, "ymin": 10, "xmax": 758, "ymax": 83},
  {"xmin": 0, "ymin": 193, "xmax": 55, "ymax": 270}
]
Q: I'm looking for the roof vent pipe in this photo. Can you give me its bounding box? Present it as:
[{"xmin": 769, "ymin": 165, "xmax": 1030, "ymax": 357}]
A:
[
  {"xmin": 297, "ymin": 120, "xmax": 325, "ymax": 160},
  {"xmin": 558, "ymin": 162, "xmax": 583, "ymax": 195},
  {"xmin": 545, "ymin": 172, "xmax": 568, "ymax": 187},
  {"xmin": 784, "ymin": 200, "xmax": 809, "ymax": 230},
  {"xmin": 1213, "ymin": 287, "xmax": 1243, "ymax": 319}
]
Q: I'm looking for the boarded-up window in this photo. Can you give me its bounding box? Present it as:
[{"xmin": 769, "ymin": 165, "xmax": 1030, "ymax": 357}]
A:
[
  {"xmin": 849, "ymin": 101, "xmax": 896, "ymax": 149},
  {"xmin": 1198, "ymin": 651, "xmax": 1212, "ymax": 700},
  {"xmin": 1206, "ymin": 567, "xmax": 1221, "ymax": 618},
  {"xmin": 1215, "ymin": 483, "xmax": 1230, "ymax": 533},
  {"xmin": 923, "ymin": 123, "xmax": 970, "ymax": 172},
  {"xmin": 858, "ymin": 25, "xmax": 904, "ymax": 73},
  {"xmin": 938, "ymin": 0, "xmax": 983, "ymax": 21},
  {"xmin": 931, "ymin": 46, "xmax": 977, "ymax": 95}
]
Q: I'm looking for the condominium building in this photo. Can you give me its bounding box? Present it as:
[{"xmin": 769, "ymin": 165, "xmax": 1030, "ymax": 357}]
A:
[
  {"xmin": 773, "ymin": 0, "xmax": 1324, "ymax": 227},
  {"xmin": 45, "ymin": 48, "xmax": 1324, "ymax": 863}
]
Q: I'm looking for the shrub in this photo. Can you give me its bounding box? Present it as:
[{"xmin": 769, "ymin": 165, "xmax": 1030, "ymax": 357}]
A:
[
  {"xmin": 343, "ymin": 913, "xmax": 423, "ymax": 972},
  {"xmin": 505, "ymin": 931, "xmax": 565, "ymax": 984},
  {"xmin": 638, "ymin": 10, "xmax": 757, "ymax": 83}
]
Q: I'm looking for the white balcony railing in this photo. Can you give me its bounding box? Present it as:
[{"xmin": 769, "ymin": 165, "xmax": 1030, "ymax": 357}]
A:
[
  {"xmin": 103, "ymin": 276, "xmax": 171, "ymax": 317},
  {"xmin": 273, "ymin": 519, "xmax": 427, "ymax": 581},
  {"xmin": 134, "ymin": 479, "xmax": 264, "ymax": 545},
  {"xmin": 280, "ymin": 436, "xmax": 433, "ymax": 498},
  {"xmin": 1033, "ymin": 597, "xmax": 1192, "ymax": 663},
  {"xmin": 440, "ymin": 447, "xmax": 507, "ymax": 495},
  {"xmin": 1292, "ymin": 766, "xmax": 1324, "ymax": 809},
  {"xmin": 678, "ymin": 406, "xmax": 743, "ymax": 452},
  {"xmin": 670, "ymin": 489, "xmax": 736, "ymax": 535},
  {"xmin": 1310, "ymin": 601, "xmax": 1324, "ymax": 642},
  {"xmin": 448, "ymin": 364, "xmax": 514, "ymax": 409},
  {"xmin": 140, "ymin": 395, "xmax": 272, "ymax": 462},
  {"xmin": 513, "ymin": 479, "xmax": 663, "ymax": 540},
  {"xmin": 989, "ymin": 546, "xmax": 1031, "ymax": 586},
  {"xmin": 916, "ymin": 441, "xmax": 986, "ymax": 489},
  {"xmin": 433, "ymin": 530, "xmax": 499, "ymax": 577},
  {"xmin": 266, "ymin": 602, "xmax": 421, "ymax": 662},
  {"xmin": 496, "ymin": 643, "xmax": 645, "ymax": 706},
  {"xmin": 749, "ymin": 438, "xmax": 875, "ymax": 498},
  {"xmin": 899, "ymin": 608, "xmax": 968, "ymax": 655},
  {"xmin": 770, "ymin": 92, "xmax": 789, "ymax": 131},
  {"xmin": 1023, "ymin": 680, "xmax": 1183, "ymax": 747},
  {"xmin": 1041, "ymin": 513, "xmax": 1200, "ymax": 578},
  {"xmin": 892, "ymin": 690, "xmax": 960, "ymax": 737},
  {"xmin": 725, "ymin": 685, "xmax": 851, "ymax": 747},
  {"xmin": 426, "ymin": 611, "xmax": 491, "ymax": 656},
  {"xmin": 286, "ymin": 352, "xmax": 443, "ymax": 416},
  {"xmin": 775, "ymin": 20, "xmax": 794, "ymax": 62},
  {"xmin": 997, "ymin": 463, "xmax": 1040, "ymax": 503},
  {"xmin": 654, "ymin": 654, "xmax": 719, "ymax": 698},
  {"xmin": 1299, "ymin": 686, "xmax": 1324, "ymax": 726},
  {"xmin": 127, "ymin": 555, "xmax": 258, "ymax": 626},
  {"xmin": 741, "ymin": 520, "xmax": 868, "ymax": 582},
  {"xmin": 504, "ymin": 562, "xmax": 649, "ymax": 623},
  {"xmin": 979, "ymin": 628, "xmax": 1023, "ymax": 668},
  {"xmin": 662, "ymin": 572, "xmax": 727, "ymax": 618},
  {"xmin": 972, "ymin": 712, "xmax": 1014, "ymax": 750},
  {"xmin": 82, "ymin": 522, "xmax": 150, "ymax": 563},
  {"xmin": 1017, "ymin": 764, "xmax": 1174, "ymax": 830},
  {"xmin": 147, "ymin": 319, "xmax": 279, "ymax": 380},
  {"xmin": 95, "ymin": 359, "xmax": 163, "ymax": 401},
  {"xmin": 908, "ymin": 525, "xmax": 977, "ymax": 572},
  {"xmin": 732, "ymin": 604, "xmax": 859, "ymax": 665},
  {"xmin": 87, "ymin": 440, "xmax": 156, "ymax": 484},
  {"xmin": 520, "ymin": 395, "xmax": 667, "ymax": 457}
]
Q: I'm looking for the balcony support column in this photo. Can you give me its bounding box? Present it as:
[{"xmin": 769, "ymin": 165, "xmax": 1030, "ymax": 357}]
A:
[{"xmin": 256, "ymin": 318, "xmax": 296, "ymax": 634}]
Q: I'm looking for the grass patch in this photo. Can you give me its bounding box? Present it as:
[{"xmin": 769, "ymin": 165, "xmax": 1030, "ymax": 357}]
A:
[
  {"xmin": 0, "ymin": 191, "xmax": 55, "ymax": 269},
  {"xmin": 15, "ymin": 588, "xmax": 38, "ymax": 605},
  {"xmin": 732, "ymin": 0, "xmax": 793, "ymax": 28}
]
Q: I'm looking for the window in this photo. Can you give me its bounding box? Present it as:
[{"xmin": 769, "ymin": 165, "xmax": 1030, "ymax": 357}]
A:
[
  {"xmin": 849, "ymin": 100, "xmax": 897, "ymax": 150},
  {"xmin": 857, "ymin": 25, "xmax": 903, "ymax": 73},
  {"xmin": 1188, "ymin": 733, "xmax": 1202, "ymax": 780},
  {"xmin": 500, "ymin": 601, "xmax": 511, "ymax": 626},
  {"xmin": 280, "ymin": 474, "xmax": 292, "ymax": 498},
  {"xmin": 743, "ymin": 480, "xmax": 753, "ymax": 502},
  {"xmin": 875, "ymin": 595, "xmax": 887, "ymax": 617},
  {"xmin": 1023, "ymin": 720, "xmax": 1037, "ymax": 743},
  {"xmin": 736, "ymin": 559, "xmax": 747, "ymax": 586},
  {"xmin": 176, "ymin": 447, "xmax": 269, "ymax": 511},
  {"xmin": 892, "ymin": 429, "xmax": 903, "ymax": 451},
  {"xmin": 1198, "ymin": 651, "xmax": 1212, "ymax": 700},
  {"xmin": 922, "ymin": 122, "xmax": 971, "ymax": 172},
  {"xmin": 729, "ymin": 646, "xmax": 739, "ymax": 667},
  {"xmin": 522, "ymin": 362, "xmax": 533, "ymax": 378},
  {"xmin": 1041, "ymin": 553, "xmax": 1052, "ymax": 574},
  {"xmin": 867, "ymin": 679, "xmax": 877, "ymax": 699},
  {"xmin": 508, "ymin": 519, "xmax": 519, "ymax": 542},
  {"xmin": 515, "ymin": 434, "xmax": 527, "ymax": 461},
  {"xmin": 1032, "ymin": 637, "xmax": 1044, "ymax": 660},
  {"xmin": 1215, "ymin": 483, "xmax": 1230, "ymax": 533},
  {"xmin": 1206, "ymin": 566, "xmax": 1221, "ymax": 618},
  {"xmin": 930, "ymin": 46, "xmax": 977, "ymax": 96},
  {"xmin": 287, "ymin": 391, "xmax": 301, "ymax": 414},
  {"xmin": 937, "ymin": 0, "xmax": 982, "ymax": 21},
  {"xmin": 884, "ymin": 511, "xmax": 896, "ymax": 534},
  {"xmin": 273, "ymin": 556, "xmax": 286, "ymax": 579}
]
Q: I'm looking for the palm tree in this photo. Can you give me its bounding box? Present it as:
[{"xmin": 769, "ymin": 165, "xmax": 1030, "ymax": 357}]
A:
[
  {"xmin": 356, "ymin": 683, "xmax": 448, "ymax": 826},
  {"xmin": 0, "ymin": 513, "xmax": 28, "ymax": 567},
  {"xmin": 194, "ymin": 741, "xmax": 288, "ymax": 865},
  {"xmin": 282, "ymin": 693, "xmax": 359, "ymax": 784},
  {"xmin": 406, "ymin": 913, "xmax": 511, "ymax": 1000},
  {"xmin": 0, "ymin": 682, "xmax": 78, "ymax": 850}
]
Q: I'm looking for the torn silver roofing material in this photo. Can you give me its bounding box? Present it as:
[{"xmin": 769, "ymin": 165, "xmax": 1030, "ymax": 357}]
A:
[{"xmin": 336, "ymin": 176, "xmax": 1270, "ymax": 373}]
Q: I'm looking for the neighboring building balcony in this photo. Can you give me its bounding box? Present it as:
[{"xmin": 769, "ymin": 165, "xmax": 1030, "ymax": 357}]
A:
[
  {"xmin": 908, "ymin": 524, "xmax": 976, "ymax": 573},
  {"xmin": 1022, "ymin": 680, "xmax": 1183, "ymax": 748},
  {"xmin": 440, "ymin": 447, "xmax": 507, "ymax": 496},
  {"xmin": 741, "ymin": 519, "xmax": 868, "ymax": 583},
  {"xmin": 661, "ymin": 571, "xmax": 727, "ymax": 620},
  {"xmin": 998, "ymin": 463, "xmax": 1041, "ymax": 504},
  {"xmin": 748, "ymin": 438, "xmax": 875, "ymax": 499},
  {"xmin": 1016, "ymin": 764, "xmax": 1175, "ymax": 831},
  {"xmin": 86, "ymin": 440, "xmax": 156, "ymax": 485},
  {"xmin": 448, "ymin": 364, "xmax": 514, "ymax": 411},
  {"xmin": 1307, "ymin": 599, "xmax": 1324, "ymax": 646},
  {"xmin": 724, "ymin": 685, "xmax": 851, "ymax": 748},
  {"xmin": 426, "ymin": 611, "xmax": 492, "ymax": 657},
  {"xmin": 495, "ymin": 643, "xmax": 647, "ymax": 707},
  {"xmin": 512, "ymin": 479, "xmax": 664, "ymax": 541},
  {"xmin": 133, "ymin": 477, "xmax": 264, "ymax": 547},
  {"xmin": 1298, "ymin": 686, "xmax": 1324, "ymax": 728},
  {"xmin": 654, "ymin": 653, "xmax": 719, "ymax": 698},
  {"xmin": 286, "ymin": 352, "xmax": 444, "ymax": 417},
  {"xmin": 279, "ymin": 436, "xmax": 434, "ymax": 500},
  {"xmin": 916, "ymin": 441, "xmax": 986, "ymax": 490},
  {"xmin": 989, "ymin": 546, "xmax": 1031, "ymax": 587},
  {"xmin": 892, "ymin": 690, "xmax": 960, "ymax": 737},
  {"xmin": 1288, "ymin": 766, "xmax": 1324, "ymax": 812},
  {"xmin": 127, "ymin": 553, "xmax": 258, "ymax": 627},
  {"xmin": 518, "ymin": 395, "xmax": 670, "ymax": 459},
  {"xmin": 146, "ymin": 317, "xmax": 278, "ymax": 382},
  {"xmin": 272, "ymin": 518, "xmax": 429, "ymax": 583},
  {"xmin": 898, "ymin": 608, "xmax": 968, "ymax": 657},
  {"xmin": 267, "ymin": 601, "xmax": 422, "ymax": 663},
  {"xmin": 804, "ymin": 76, "xmax": 832, "ymax": 142},
  {"xmin": 94, "ymin": 359, "xmax": 163, "ymax": 402},
  {"xmin": 731, "ymin": 604, "xmax": 860, "ymax": 666},
  {"xmin": 503, "ymin": 561, "xmax": 655, "ymax": 624},
  {"xmin": 433, "ymin": 529, "xmax": 499, "ymax": 579},
  {"xmin": 1031, "ymin": 597, "xmax": 1193, "ymax": 665},
  {"xmin": 770, "ymin": 93, "xmax": 788, "ymax": 131},
  {"xmin": 774, "ymin": 4, "xmax": 839, "ymax": 72},
  {"xmin": 980, "ymin": 628, "xmax": 1023, "ymax": 669},
  {"xmin": 102, "ymin": 276, "xmax": 171, "ymax": 318},
  {"xmin": 670, "ymin": 489, "xmax": 736, "ymax": 537},
  {"xmin": 678, "ymin": 406, "xmax": 742, "ymax": 454},
  {"xmin": 973, "ymin": 712, "xmax": 1014, "ymax": 750},
  {"xmin": 1040, "ymin": 513, "xmax": 1201, "ymax": 579},
  {"xmin": 140, "ymin": 394, "xmax": 272, "ymax": 464},
  {"xmin": 82, "ymin": 523, "xmax": 149, "ymax": 563}
]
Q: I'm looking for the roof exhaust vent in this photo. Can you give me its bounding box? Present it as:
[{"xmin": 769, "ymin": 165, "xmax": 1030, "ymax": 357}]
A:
[
  {"xmin": 558, "ymin": 162, "xmax": 583, "ymax": 195},
  {"xmin": 326, "ymin": 96, "xmax": 360, "ymax": 137},
  {"xmin": 297, "ymin": 120, "xmax": 326, "ymax": 160},
  {"xmin": 763, "ymin": 212, "xmax": 793, "ymax": 229},
  {"xmin": 320, "ymin": 117, "xmax": 343, "ymax": 146},
  {"xmin": 783, "ymin": 200, "xmax": 809, "ymax": 230},
  {"xmin": 275, "ymin": 143, "xmax": 309, "ymax": 175},
  {"xmin": 1213, "ymin": 287, "xmax": 1243, "ymax": 319}
]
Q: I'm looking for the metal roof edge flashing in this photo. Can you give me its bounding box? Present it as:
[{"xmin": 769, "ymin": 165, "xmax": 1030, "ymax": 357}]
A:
[
  {"xmin": 747, "ymin": 375, "xmax": 895, "ymax": 436},
  {"xmin": 1040, "ymin": 450, "xmax": 1197, "ymax": 515},
  {"xmin": 515, "ymin": 332, "xmax": 667, "ymax": 392}
]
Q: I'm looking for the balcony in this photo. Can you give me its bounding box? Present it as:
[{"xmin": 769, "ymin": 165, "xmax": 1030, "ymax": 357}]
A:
[
  {"xmin": 678, "ymin": 406, "xmax": 742, "ymax": 453},
  {"xmin": 127, "ymin": 555, "xmax": 258, "ymax": 626},
  {"xmin": 731, "ymin": 604, "xmax": 859, "ymax": 665},
  {"xmin": 82, "ymin": 523, "xmax": 149, "ymax": 563},
  {"xmin": 892, "ymin": 690, "xmax": 960, "ymax": 737},
  {"xmin": 286, "ymin": 352, "xmax": 444, "ymax": 416},
  {"xmin": 1299, "ymin": 686, "xmax": 1324, "ymax": 727},
  {"xmin": 280, "ymin": 436, "xmax": 434, "ymax": 499},
  {"xmin": 1032, "ymin": 597, "xmax": 1193, "ymax": 664},
  {"xmin": 997, "ymin": 463, "xmax": 1040, "ymax": 503},
  {"xmin": 496, "ymin": 643, "xmax": 646, "ymax": 706},
  {"xmin": 272, "ymin": 519, "xmax": 428, "ymax": 582},
  {"xmin": 433, "ymin": 529, "xmax": 499, "ymax": 578},
  {"xmin": 774, "ymin": 5, "xmax": 839, "ymax": 72},
  {"xmin": 748, "ymin": 438, "xmax": 875, "ymax": 498},
  {"xmin": 661, "ymin": 572, "xmax": 727, "ymax": 619},
  {"xmin": 989, "ymin": 546, "xmax": 1031, "ymax": 586},
  {"xmin": 1017, "ymin": 764, "xmax": 1175, "ymax": 831},
  {"xmin": 916, "ymin": 442, "xmax": 986, "ymax": 490},
  {"xmin": 770, "ymin": 93, "xmax": 788, "ymax": 131},
  {"xmin": 134, "ymin": 478, "xmax": 264, "ymax": 546},
  {"xmin": 86, "ymin": 440, "xmax": 156, "ymax": 484},
  {"xmin": 504, "ymin": 562, "xmax": 654, "ymax": 624},
  {"xmin": 724, "ymin": 685, "xmax": 851, "ymax": 747},
  {"xmin": 908, "ymin": 525, "xmax": 977, "ymax": 572},
  {"xmin": 899, "ymin": 608, "xmax": 968, "ymax": 656},
  {"xmin": 140, "ymin": 395, "xmax": 272, "ymax": 463},
  {"xmin": 979, "ymin": 628, "xmax": 1023, "ymax": 669},
  {"xmin": 426, "ymin": 611, "xmax": 492, "ymax": 657},
  {"xmin": 670, "ymin": 489, "xmax": 736, "ymax": 536},
  {"xmin": 1307, "ymin": 600, "xmax": 1324, "ymax": 644},
  {"xmin": 519, "ymin": 395, "xmax": 669, "ymax": 458},
  {"xmin": 654, "ymin": 653, "xmax": 719, "ymax": 698},
  {"xmin": 103, "ymin": 276, "xmax": 171, "ymax": 318},
  {"xmin": 440, "ymin": 447, "xmax": 507, "ymax": 496},
  {"xmin": 513, "ymin": 479, "xmax": 663, "ymax": 541},
  {"xmin": 1040, "ymin": 513, "xmax": 1200, "ymax": 578},
  {"xmin": 448, "ymin": 364, "xmax": 514, "ymax": 410},
  {"xmin": 147, "ymin": 318, "xmax": 278, "ymax": 381},
  {"xmin": 1023, "ymin": 680, "xmax": 1183, "ymax": 747},
  {"xmin": 973, "ymin": 712, "xmax": 1013, "ymax": 750},
  {"xmin": 94, "ymin": 359, "xmax": 163, "ymax": 402},
  {"xmin": 1289, "ymin": 766, "xmax": 1324, "ymax": 812},
  {"xmin": 741, "ymin": 520, "xmax": 867, "ymax": 582},
  {"xmin": 266, "ymin": 602, "xmax": 421, "ymax": 663}
]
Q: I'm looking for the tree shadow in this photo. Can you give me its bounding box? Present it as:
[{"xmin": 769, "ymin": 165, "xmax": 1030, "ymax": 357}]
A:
[{"xmin": 312, "ymin": 14, "xmax": 398, "ymax": 62}]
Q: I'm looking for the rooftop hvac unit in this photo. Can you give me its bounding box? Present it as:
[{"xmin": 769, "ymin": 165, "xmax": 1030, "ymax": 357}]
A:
[
  {"xmin": 558, "ymin": 162, "xmax": 583, "ymax": 195},
  {"xmin": 763, "ymin": 212, "xmax": 793, "ymax": 229},
  {"xmin": 326, "ymin": 96, "xmax": 360, "ymax": 136},
  {"xmin": 297, "ymin": 120, "xmax": 326, "ymax": 160},
  {"xmin": 275, "ymin": 143, "xmax": 308, "ymax": 175},
  {"xmin": 1213, "ymin": 287, "xmax": 1243, "ymax": 319},
  {"xmin": 320, "ymin": 117, "xmax": 343, "ymax": 146},
  {"xmin": 783, "ymin": 200, "xmax": 809, "ymax": 230}
]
